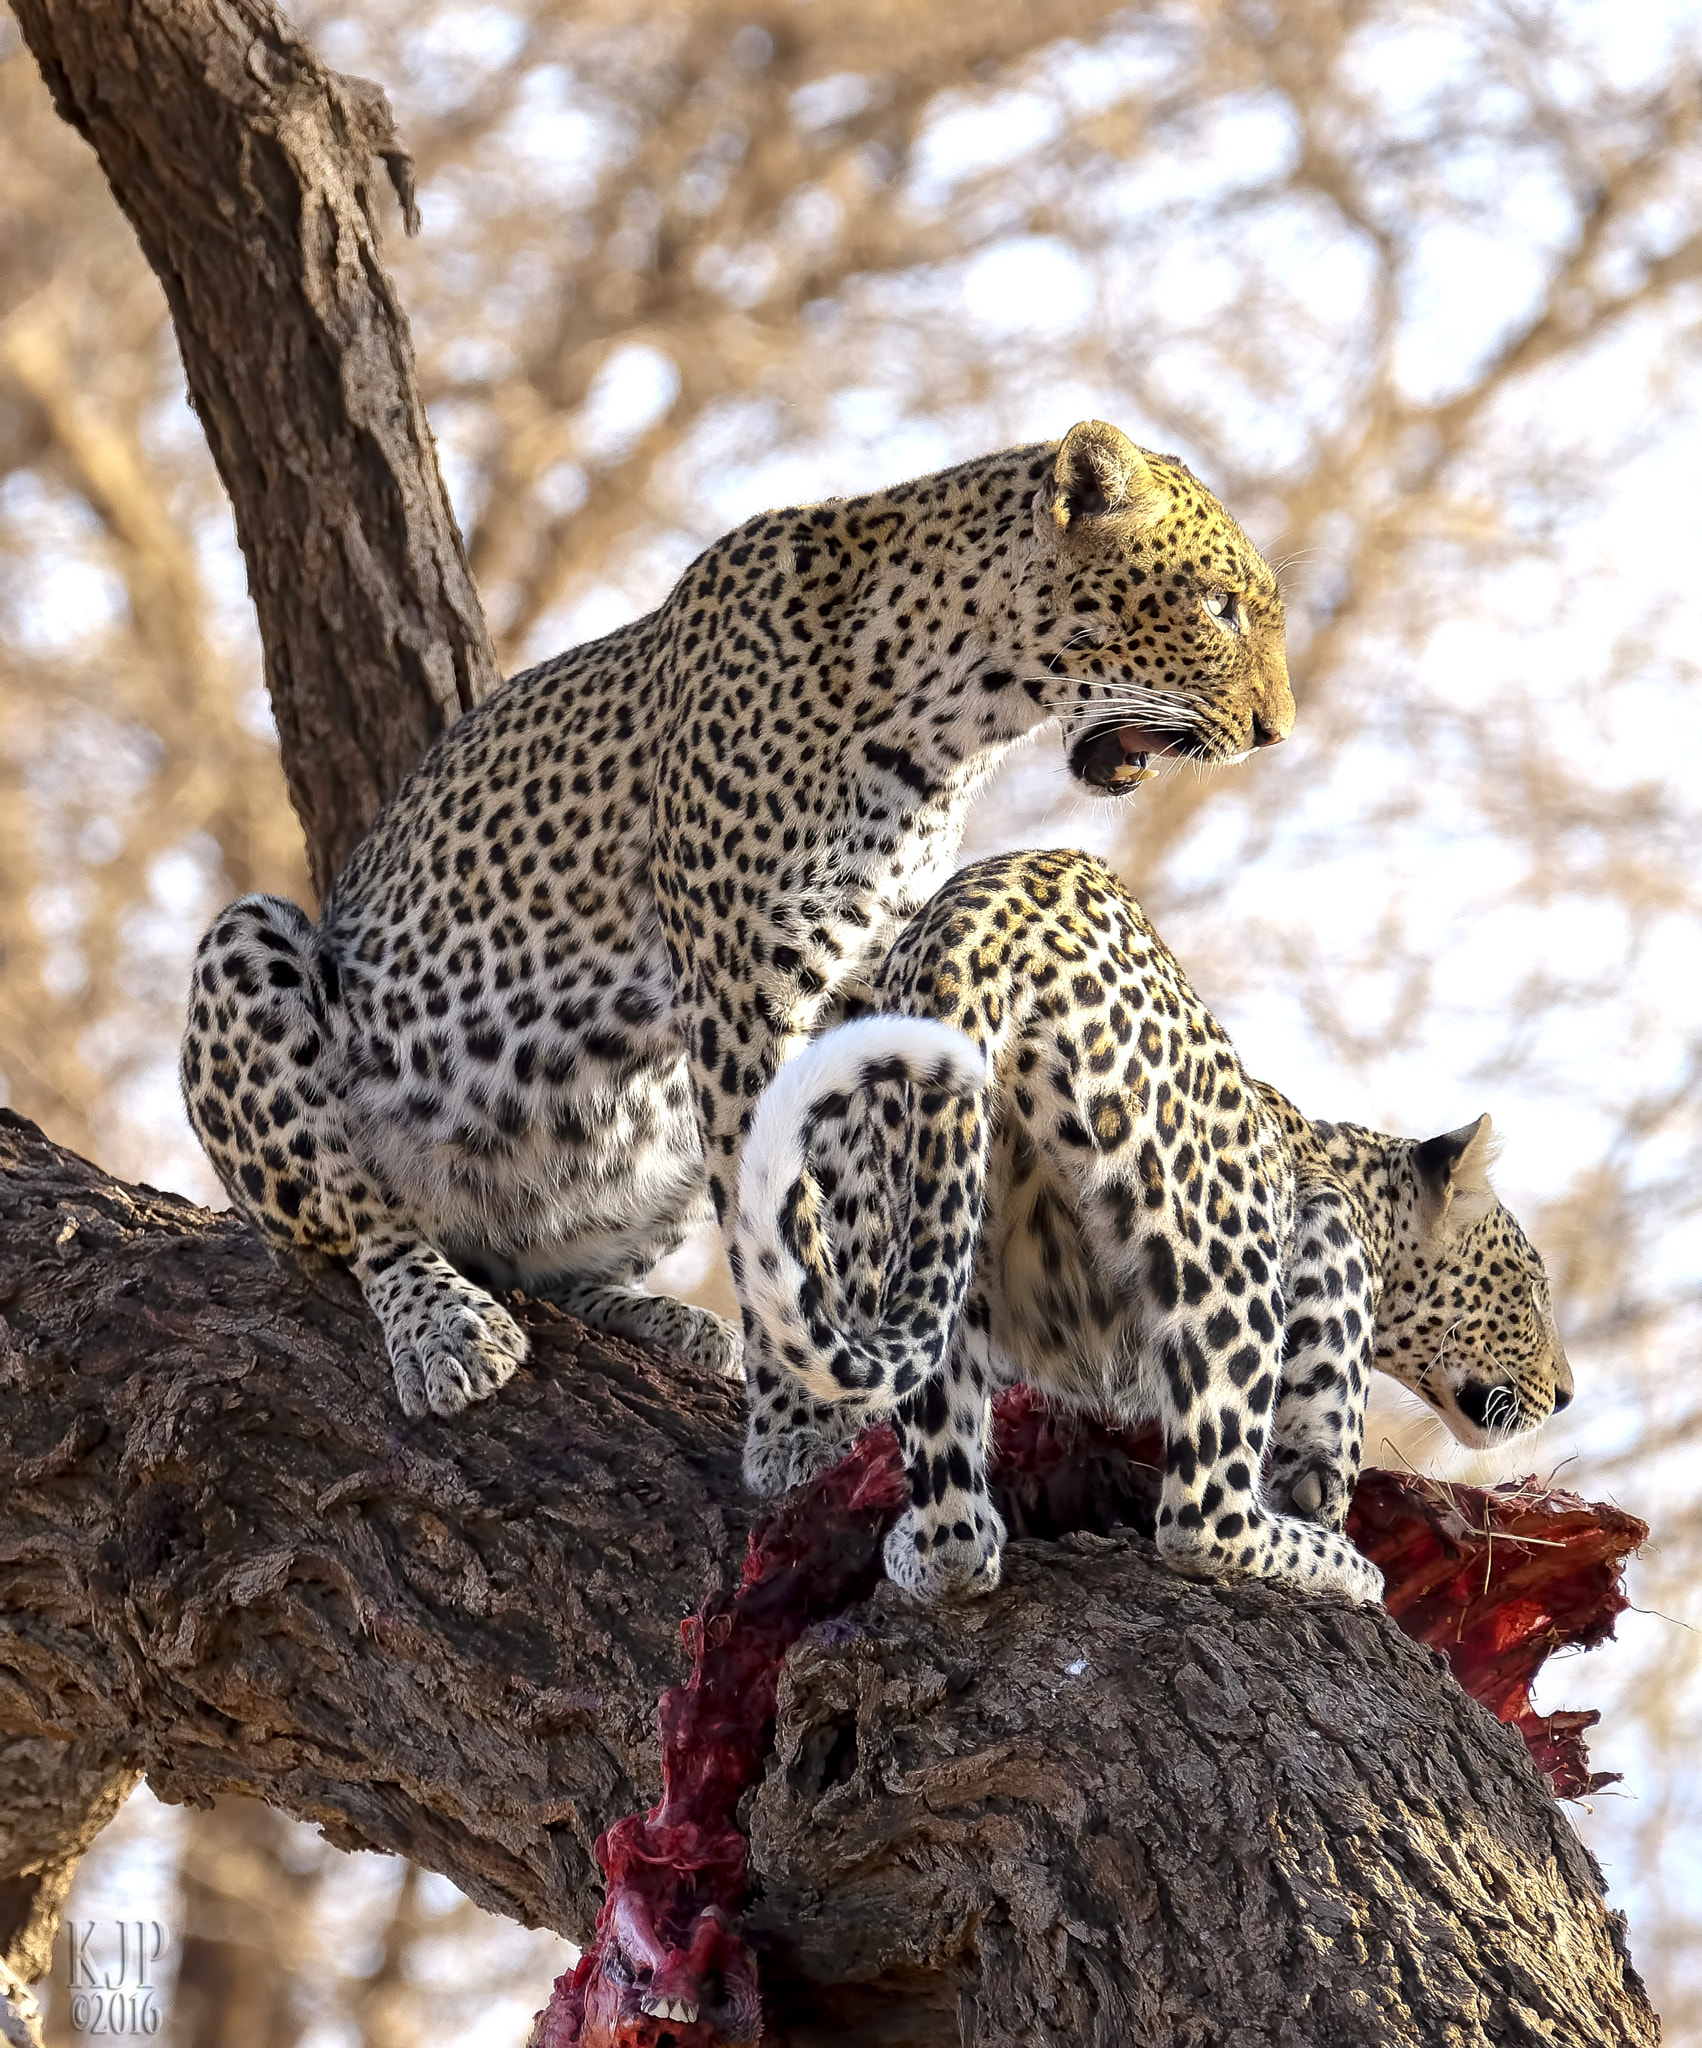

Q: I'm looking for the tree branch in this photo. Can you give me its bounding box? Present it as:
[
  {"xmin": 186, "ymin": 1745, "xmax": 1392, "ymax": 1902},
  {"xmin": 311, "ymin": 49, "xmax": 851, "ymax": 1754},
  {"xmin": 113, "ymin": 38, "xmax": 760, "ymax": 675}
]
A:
[
  {"xmin": 746, "ymin": 1536, "xmax": 1655, "ymax": 2048},
  {"xmin": 0, "ymin": 1737, "xmax": 136, "ymax": 1984},
  {"xmin": 0, "ymin": 1108, "xmax": 751, "ymax": 1946}
]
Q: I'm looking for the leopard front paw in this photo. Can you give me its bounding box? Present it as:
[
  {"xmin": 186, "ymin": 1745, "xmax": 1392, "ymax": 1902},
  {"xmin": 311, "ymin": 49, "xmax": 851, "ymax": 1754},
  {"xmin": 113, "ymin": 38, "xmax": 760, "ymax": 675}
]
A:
[
  {"xmin": 1163, "ymin": 1512, "xmax": 1383, "ymax": 1608},
  {"xmin": 1312, "ymin": 1541, "xmax": 1384, "ymax": 1607},
  {"xmin": 881, "ymin": 1503, "xmax": 1005, "ymax": 1603},
  {"xmin": 384, "ymin": 1279, "xmax": 528, "ymax": 1420}
]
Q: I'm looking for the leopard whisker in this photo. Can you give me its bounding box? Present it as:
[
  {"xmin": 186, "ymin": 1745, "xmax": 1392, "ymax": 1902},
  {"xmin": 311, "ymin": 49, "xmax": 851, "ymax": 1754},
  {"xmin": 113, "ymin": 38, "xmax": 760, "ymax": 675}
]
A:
[
  {"xmin": 1269, "ymin": 548, "xmax": 1318, "ymax": 579},
  {"xmin": 1049, "ymin": 679, "xmax": 1192, "ymax": 709},
  {"xmin": 1052, "ymin": 692, "xmax": 1207, "ymax": 732}
]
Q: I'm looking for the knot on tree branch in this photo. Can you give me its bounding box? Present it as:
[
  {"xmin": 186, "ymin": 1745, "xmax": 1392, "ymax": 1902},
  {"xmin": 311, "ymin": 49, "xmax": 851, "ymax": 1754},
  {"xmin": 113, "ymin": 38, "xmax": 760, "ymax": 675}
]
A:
[{"xmin": 234, "ymin": 24, "xmax": 422, "ymax": 236}]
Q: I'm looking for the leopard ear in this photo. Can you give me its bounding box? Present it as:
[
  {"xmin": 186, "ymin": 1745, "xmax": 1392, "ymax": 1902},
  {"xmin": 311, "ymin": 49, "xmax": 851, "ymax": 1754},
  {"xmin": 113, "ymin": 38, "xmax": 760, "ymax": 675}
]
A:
[
  {"xmin": 1414, "ymin": 1114, "xmax": 1498, "ymax": 1234},
  {"xmin": 1041, "ymin": 421, "xmax": 1168, "ymax": 539}
]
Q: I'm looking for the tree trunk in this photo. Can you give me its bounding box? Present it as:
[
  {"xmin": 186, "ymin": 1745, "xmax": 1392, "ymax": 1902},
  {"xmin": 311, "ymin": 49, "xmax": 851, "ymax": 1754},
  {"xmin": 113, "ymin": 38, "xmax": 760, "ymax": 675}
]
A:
[
  {"xmin": 0, "ymin": 4, "xmax": 1662, "ymax": 2044},
  {"xmin": 750, "ymin": 1539, "xmax": 1651, "ymax": 2047},
  {"xmin": 169, "ymin": 1799, "xmax": 333, "ymax": 2048},
  {"xmin": 8, "ymin": 0, "xmax": 500, "ymax": 898}
]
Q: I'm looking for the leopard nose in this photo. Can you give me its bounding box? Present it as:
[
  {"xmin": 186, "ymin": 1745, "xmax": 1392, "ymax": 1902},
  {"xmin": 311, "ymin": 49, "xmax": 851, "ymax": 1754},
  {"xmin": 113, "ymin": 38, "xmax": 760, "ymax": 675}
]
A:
[
  {"xmin": 1551, "ymin": 1383, "xmax": 1572, "ymax": 1413},
  {"xmin": 1252, "ymin": 713, "xmax": 1286, "ymax": 748}
]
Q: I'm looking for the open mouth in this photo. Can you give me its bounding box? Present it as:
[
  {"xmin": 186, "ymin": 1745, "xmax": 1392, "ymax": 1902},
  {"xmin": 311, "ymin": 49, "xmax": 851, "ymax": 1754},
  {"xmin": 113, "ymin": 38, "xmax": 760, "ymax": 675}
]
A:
[{"xmin": 1067, "ymin": 721, "xmax": 1190, "ymax": 793}]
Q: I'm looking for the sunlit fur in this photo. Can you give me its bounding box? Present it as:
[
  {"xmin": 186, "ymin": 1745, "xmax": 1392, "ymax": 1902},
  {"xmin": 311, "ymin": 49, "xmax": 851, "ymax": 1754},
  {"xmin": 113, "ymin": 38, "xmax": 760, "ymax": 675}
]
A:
[
  {"xmin": 180, "ymin": 426, "xmax": 1288, "ymax": 1420},
  {"xmin": 734, "ymin": 849, "xmax": 1571, "ymax": 1606}
]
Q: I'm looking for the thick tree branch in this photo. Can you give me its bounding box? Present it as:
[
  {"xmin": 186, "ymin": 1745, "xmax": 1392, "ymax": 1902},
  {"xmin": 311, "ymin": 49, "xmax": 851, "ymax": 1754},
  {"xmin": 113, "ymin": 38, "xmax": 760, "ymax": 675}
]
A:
[
  {"xmin": 748, "ymin": 1538, "xmax": 1656, "ymax": 2048},
  {"xmin": 9, "ymin": 0, "xmax": 500, "ymax": 893},
  {"xmin": 0, "ymin": 1114, "xmax": 1659, "ymax": 2046},
  {"xmin": 0, "ymin": 1108, "xmax": 751, "ymax": 1946}
]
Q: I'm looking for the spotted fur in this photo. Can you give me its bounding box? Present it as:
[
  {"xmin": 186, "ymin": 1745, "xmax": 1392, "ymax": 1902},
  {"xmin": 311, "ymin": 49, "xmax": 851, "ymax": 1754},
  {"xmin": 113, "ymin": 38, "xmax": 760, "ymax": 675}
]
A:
[
  {"xmin": 734, "ymin": 849, "xmax": 1572, "ymax": 1604},
  {"xmin": 181, "ymin": 424, "xmax": 1290, "ymax": 1417}
]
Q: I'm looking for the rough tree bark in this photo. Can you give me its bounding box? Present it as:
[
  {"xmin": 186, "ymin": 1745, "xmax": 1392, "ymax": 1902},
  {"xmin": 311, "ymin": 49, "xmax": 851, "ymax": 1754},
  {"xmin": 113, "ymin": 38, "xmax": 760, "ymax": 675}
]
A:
[
  {"xmin": 0, "ymin": 1114, "xmax": 752, "ymax": 1934},
  {"xmin": 751, "ymin": 1546, "xmax": 1649, "ymax": 2048},
  {"xmin": 0, "ymin": 3, "xmax": 1662, "ymax": 2045},
  {"xmin": 9, "ymin": 0, "xmax": 498, "ymax": 897}
]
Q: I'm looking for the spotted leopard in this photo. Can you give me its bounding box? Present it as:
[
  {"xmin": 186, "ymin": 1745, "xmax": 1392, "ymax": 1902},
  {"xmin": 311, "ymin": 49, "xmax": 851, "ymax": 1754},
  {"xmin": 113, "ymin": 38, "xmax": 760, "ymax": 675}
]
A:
[
  {"xmin": 734, "ymin": 847, "xmax": 1572, "ymax": 1604},
  {"xmin": 180, "ymin": 425, "xmax": 1292, "ymax": 1419}
]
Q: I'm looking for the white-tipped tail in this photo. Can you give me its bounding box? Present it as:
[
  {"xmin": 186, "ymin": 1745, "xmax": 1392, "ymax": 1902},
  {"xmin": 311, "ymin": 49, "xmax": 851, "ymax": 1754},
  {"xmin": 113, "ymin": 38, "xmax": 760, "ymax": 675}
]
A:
[
  {"xmin": 736, "ymin": 1016, "xmax": 990, "ymax": 1397},
  {"xmin": 741, "ymin": 1016, "xmax": 988, "ymax": 1241}
]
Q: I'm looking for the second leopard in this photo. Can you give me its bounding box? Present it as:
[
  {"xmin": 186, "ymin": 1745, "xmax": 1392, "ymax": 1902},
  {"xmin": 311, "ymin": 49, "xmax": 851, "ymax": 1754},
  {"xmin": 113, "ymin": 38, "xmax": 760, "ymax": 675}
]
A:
[{"xmin": 734, "ymin": 848, "xmax": 1572, "ymax": 1604}]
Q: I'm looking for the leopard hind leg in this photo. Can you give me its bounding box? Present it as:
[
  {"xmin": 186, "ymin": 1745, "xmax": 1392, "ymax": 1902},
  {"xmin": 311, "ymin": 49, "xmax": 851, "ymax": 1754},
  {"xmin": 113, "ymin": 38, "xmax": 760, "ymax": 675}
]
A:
[
  {"xmin": 180, "ymin": 894, "xmax": 526, "ymax": 1420},
  {"xmin": 470, "ymin": 1177, "xmax": 744, "ymax": 1379},
  {"xmin": 740, "ymin": 1356, "xmax": 885, "ymax": 1496}
]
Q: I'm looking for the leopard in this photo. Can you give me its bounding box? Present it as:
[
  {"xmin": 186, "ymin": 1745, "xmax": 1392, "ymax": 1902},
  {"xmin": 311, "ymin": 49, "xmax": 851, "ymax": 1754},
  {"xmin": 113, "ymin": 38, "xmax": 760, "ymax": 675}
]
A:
[
  {"xmin": 179, "ymin": 423, "xmax": 1293, "ymax": 1420},
  {"xmin": 733, "ymin": 846, "xmax": 1573, "ymax": 1606}
]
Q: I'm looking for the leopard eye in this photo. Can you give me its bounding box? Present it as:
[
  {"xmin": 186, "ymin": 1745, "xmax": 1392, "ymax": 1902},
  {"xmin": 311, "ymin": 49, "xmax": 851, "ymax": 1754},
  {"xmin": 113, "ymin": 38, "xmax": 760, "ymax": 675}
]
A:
[{"xmin": 1204, "ymin": 589, "xmax": 1242, "ymax": 633}]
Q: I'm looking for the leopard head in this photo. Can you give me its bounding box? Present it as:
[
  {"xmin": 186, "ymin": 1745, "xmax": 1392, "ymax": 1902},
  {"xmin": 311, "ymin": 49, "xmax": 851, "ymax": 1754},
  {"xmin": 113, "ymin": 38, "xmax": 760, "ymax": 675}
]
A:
[
  {"xmin": 1022, "ymin": 420, "xmax": 1292, "ymax": 794},
  {"xmin": 1379, "ymin": 1114, "xmax": 1574, "ymax": 1448}
]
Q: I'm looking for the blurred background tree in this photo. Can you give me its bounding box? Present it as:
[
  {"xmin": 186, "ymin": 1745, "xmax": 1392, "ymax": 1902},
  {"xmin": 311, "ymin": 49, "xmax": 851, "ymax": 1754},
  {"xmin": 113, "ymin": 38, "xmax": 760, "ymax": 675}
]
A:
[{"xmin": 4, "ymin": 0, "xmax": 1699, "ymax": 2039}]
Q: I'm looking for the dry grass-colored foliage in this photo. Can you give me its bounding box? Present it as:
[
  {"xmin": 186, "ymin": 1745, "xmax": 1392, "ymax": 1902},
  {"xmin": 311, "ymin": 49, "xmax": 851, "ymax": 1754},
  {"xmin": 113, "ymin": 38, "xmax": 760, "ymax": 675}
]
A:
[{"xmin": 4, "ymin": 0, "xmax": 1700, "ymax": 2038}]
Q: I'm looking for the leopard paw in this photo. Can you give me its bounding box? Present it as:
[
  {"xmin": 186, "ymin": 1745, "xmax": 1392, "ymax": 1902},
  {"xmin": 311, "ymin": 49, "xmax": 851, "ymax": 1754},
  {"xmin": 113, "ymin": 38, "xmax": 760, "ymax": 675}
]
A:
[
  {"xmin": 742, "ymin": 1419, "xmax": 852, "ymax": 1498},
  {"xmin": 1269, "ymin": 1455, "xmax": 1354, "ymax": 1531},
  {"xmin": 545, "ymin": 1281, "xmax": 744, "ymax": 1378},
  {"xmin": 1308, "ymin": 1542, "xmax": 1384, "ymax": 1606},
  {"xmin": 1266, "ymin": 1515, "xmax": 1384, "ymax": 1606},
  {"xmin": 671, "ymin": 1303, "xmax": 744, "ymax": 1379},
  {"xmin": 1161, "ymin": 1514, "xmax": 1383, "ymax": 1607},
  {"xmin": 368, "ymin": 1260, "xmax": 529, "ymax": 1419},
  {"xmin": 882, "ymin": 1503, "xmax": 1005, "ymax": 1603}
]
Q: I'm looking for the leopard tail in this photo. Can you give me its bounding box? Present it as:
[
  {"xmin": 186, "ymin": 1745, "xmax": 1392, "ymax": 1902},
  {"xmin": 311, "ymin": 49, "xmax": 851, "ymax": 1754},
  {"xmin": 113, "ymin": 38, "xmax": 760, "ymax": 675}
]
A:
[{"xmin": 734, "ymin": 1016, "xmax": 990, "ymax": 1404}]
